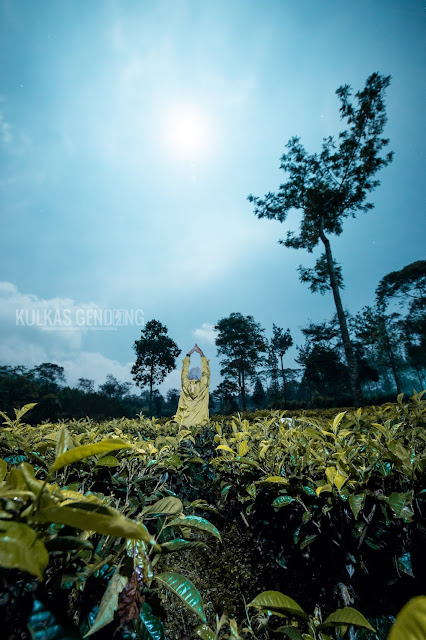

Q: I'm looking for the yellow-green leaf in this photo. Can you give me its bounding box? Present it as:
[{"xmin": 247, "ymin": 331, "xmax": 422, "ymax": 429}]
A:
[
  {"xmin": 216, "ymin": 445, "xmax": 235, "ymax": 455},
  {"xmin": 239, "ymin": 441, "xmax": 249, "ymax": 457},
  {"xmin": 316, "ymin": 484, "xmax": 333, "ymax": 496},
  {"xmin": 321, "ymin": 606, "xmax": 375, "ymax": 631},
  {"xmin": 51, "ymin": 439, "xmax": 131, "ymax": 472},
  {"xmin": 0, "ymin": 459, "xmax": 7, "ymax": 482},
  {"xmin": 0, "ymin": 521, "xmax": 48, "ymax": 579},
  {"xmin": 20, "ymin": 463, "xmax": 50, "ymax": 496},
  {"xmin": 325, "ymin": 467, "xmax": 337, "ymax": 485},
  {"xmin": 195, "ymin": 624, "xmax": 216, "ymax": 640},
  {"xmin": 248, "ymin": 591, "xmax": 308, "ymax": 619},
  {"xmin": 35, "ymin": 505, "xmax": 159, "ymax": 546},
  {"xmin": 55, "ymin": 425, "xmax": 71, "ymax": 459},
  {"xmin": 334, "ymin": 471, "xmax": 349, "ymax": 492},
  {"xmin": 14, "ymin": 403, "xmax": 37, "ymax": 421},
  {"xmin": 388, "ymin": 596, "xmax": 426, "ymax": 640},
  {"xmin": 84, "ymin": 568, "xmax": 128, "ymax": 637},
  {"xmin": 260, "ymin": 476, "xmax": 289, "ymax": 484},
  {"xmin": 332, "ymin": 411, "xmax": 347, "ymax": 431},
  {"xmin": 95, "ymin": 456, "xmax": 120, "ymax": 467},
  {"xmin": 142, "ymin": 496, "xmax": 183, "ymax": 517}
]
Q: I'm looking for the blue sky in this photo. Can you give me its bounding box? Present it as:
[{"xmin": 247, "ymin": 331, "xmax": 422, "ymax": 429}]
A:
[{"xmin": 1, "ymin": 0, "xmax": 425, "ymax": 394}]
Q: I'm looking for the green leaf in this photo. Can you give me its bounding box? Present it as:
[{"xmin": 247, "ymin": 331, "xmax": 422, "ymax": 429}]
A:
[
  {"xmin": 248, "ymin": 591, "xmax": 308, "ymax": 619},
  {"xmin": 126, "ymin": 539, "xmax": 153, "ymax": 580},
  {"xmin": 272, "ymin": 496, "xmax": 295, "ymax": 508},
  {"xmin": 0, "ymin": 521, "xmax": 49, "ymax": 579},
  {"xmin": 234, "ymin": 456, "xmax": 261, "ymax": 468},
  {"xmin": 155, "ymin": 571, "xmax": 206, "ymax": 622},
  {"xmin": 84, "ymin": 569, "xmax": 128, "ymax": 637},
  {"xmin": 95, "ymin": 456, "xmax": 120, "ymax": 467},
  {"xmin": 161, "ymin": 539, "xmax": 210, "ymax": 553},
  {"xmin": 349, "ymin": 493, "xmax": 365, "ymax": 520},
  {"xmin": 302, "ymin": 485, "xmax": 317, "ymax": 497},
  {"xmin": 388, "ymin": 596, "xmax": 426, "ymax": 640},
  {"xmin": 194, "ymin": 623, "xmax": 216, "ymax": 640},
  {"xmin": 393, "ymin": 552, "xmax": 414, "ymax": 577},
  {"xmin": 300, "ymin": 534, "xmax": 317, "ymax": 549},
  {"xmin": 44, "ymin": 536, "xmax": 94, "ymax": 552},
  {"xmin": 163, "ymin": 454, "xmax": 182, "ymax": 468},
  {"xmin": 55, "ymin": 425, "xmax": 71, "ymax": 459},
  {"xmin": 142, "ymin": 496, "xmax": 183, "ymax": 517},
  {"xmin": 259, "ymin": 476, "xmax": 289, "ymax": 484},
  {"xmin": 167, "ymin": 515, "xmax": 221, "ymax": 541},
  {"xmin": 138, "ymin": 602, "xmax": 166, "ymax": 640},
  {"xmin": 51, "ymin": 439, "xmax": 131, "ymax": 472},
  {"xmin": 274, "ymin": 627, "xmax": 304, "ymax": 640},
  {"xmin": 35, "ymin": 505, "xmax": 159, "ymax": 547},
  {"xmin": 388, "ymin": 493, "xmax": 414, "ymax": 520},
  {"xmin": 0, "ymin": 459, "xmax": 7, "ymax": 482},
  {"xmin": 27, "ymin": 599, "xmax": 80, "ymax": 639},
  {"xmin": 320, "ymin": 607, "xmax": 375, "ymax": 631}
]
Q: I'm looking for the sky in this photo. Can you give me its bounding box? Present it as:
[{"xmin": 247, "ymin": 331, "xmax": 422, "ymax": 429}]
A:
[{"xmin": 1, "ymin": 0, "xmax": 425, "ymax": 395}]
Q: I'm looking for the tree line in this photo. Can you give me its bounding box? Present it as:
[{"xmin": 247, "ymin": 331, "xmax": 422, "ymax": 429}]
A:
[
  {"xmin": 0, "ymin": 257, "xmax": 424, "ymax": 421},
  {"xmin": 0, "ymin": 361, "xmax": 185, "ymax": 423},
  {"xmin": 129, "ymin": 255, "xmax": 426, "ymax": 415}
]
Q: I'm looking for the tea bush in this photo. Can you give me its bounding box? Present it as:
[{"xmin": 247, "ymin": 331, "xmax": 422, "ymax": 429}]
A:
[{"xmin": 0, "ymin": 393, "xmax": 425, "ymax": 639}]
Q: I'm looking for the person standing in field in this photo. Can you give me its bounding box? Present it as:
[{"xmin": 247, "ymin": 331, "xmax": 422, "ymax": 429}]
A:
[{"xmin": 174, "ymin": 344, "xmax": 210, "ymax": 426}]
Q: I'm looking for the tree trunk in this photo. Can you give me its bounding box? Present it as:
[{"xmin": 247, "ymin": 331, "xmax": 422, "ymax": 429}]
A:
[
  {"xmin": 241, "ymin": 360, "xmax": 246, "ymax": 411},
  {"xmin": 319, "ymin": 217, "xmax": 364, "ymax": 407},
  {"xmin": 413, "ymin": 366, "xmax": 424, "ymax": 389},
  {"xmin": 382, "ymin": 328, "xmax": 402, "ymax": 394},
  {"xmin": 149, "ymin": 366, "xmax": 153, "ymax": 416},
  {"xmin": 280, "ymin": 354, "xmax": 287, "ymax": 406}
]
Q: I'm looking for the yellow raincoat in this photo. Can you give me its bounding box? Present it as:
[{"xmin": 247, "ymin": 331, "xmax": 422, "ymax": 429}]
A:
[{"xmin": 174, "ymin": 356, "xmax": 210, "ymax": 426}]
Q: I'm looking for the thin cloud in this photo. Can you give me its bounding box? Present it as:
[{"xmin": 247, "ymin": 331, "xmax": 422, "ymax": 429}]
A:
[
  {"xmin": 193, "ymin": 322, "xmax": 217, "ymax": 344},
  {"xmin": 0, "ymin": 282, "xmax": 137, "ymax": 389},
  {"xmin": 0, "ymin": 110, "xmax": 12, "ymax": 146}
]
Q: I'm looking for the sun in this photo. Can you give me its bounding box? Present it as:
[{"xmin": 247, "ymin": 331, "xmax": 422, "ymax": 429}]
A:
[{"xmin": 165, "ymin": 104, "xmax": 210, "ymax": 158}]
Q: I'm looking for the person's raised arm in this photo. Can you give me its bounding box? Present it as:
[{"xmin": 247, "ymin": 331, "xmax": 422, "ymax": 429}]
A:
[
  {"xmin": 194, "ymin": 344, "xmax": 205, "ymax": 357},
  {"xmin": 199, "ymin": 349, "xmax": 209, "ymax": 388},
  {"xmin": 181, "ymin": 352, "xmax": 191, "ymax": 386}
]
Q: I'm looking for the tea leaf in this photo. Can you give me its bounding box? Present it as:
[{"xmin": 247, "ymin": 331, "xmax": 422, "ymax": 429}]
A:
[
  {"xmin": 0, "ymin": 521, "xmax": 48, "ymax": 579},
  {"xmin": 388, "ymin": 596, "xmax": 426, "ymax": 640},
  {"xmin": 167, "ymin": 515, "xmax": 221, "ymax": 541},
  {"xmin": 155, "ymin": 572, "xmax": 206, "ymax": 622},
  {"xmin": 320, "ymin": 606, "xmax": 375, "ymax": 631},
  {"xmin": 84, "ymin": 569, "xmax": 128, "ymax": 637},
  {"xmin": 248, "ymin": 591, "xmax": 308, "ymax": 619},
  {"xmin": 51, "ymin": 439, "xmax": 131, "ymax": 472},
  {"xmin": 142, "ymin": 496, "xmax": 183, "ymax": 517}
]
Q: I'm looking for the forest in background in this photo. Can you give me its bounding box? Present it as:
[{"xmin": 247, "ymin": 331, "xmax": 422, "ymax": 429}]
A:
[{"xmin": 1, "ymin": 258, "xmax": 424, "ymax": 423}]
